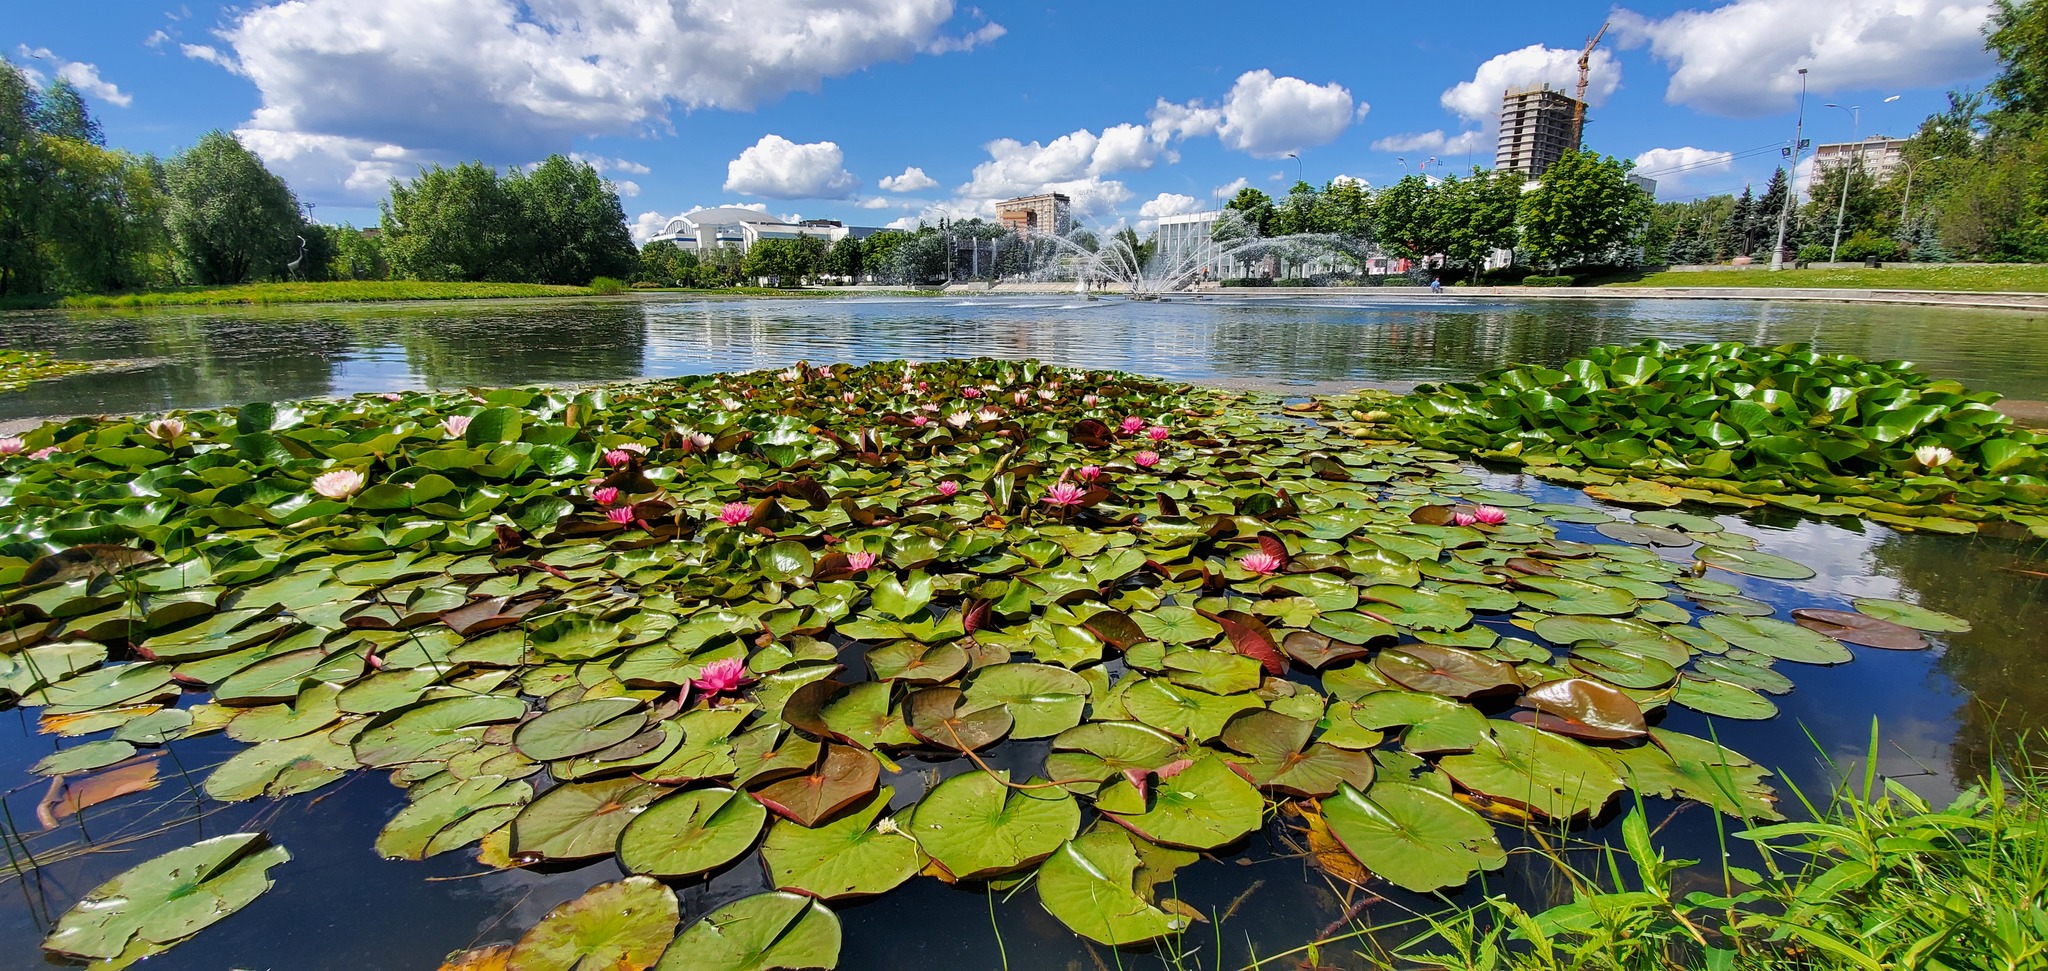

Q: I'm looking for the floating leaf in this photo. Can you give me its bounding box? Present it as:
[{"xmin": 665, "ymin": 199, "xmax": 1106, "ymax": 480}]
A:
[
  {"xmin": 1097, "ymin": 755, "xmax": 1263, "ymax": 849},
  {"xmin": 753, "ymin": 745, "xmax": 881, "ymax": 826},
  {"xmin": 514, "ymin": 697, "xmax": 647, "ymax": 761},
  {"xmin": 1438, "ymin": 721, "xmax": 1624, "ymax": 819},
  {"xmin": 761, "ymin": 786, "xmax": 921, "ymax": 900},
  {"xmin": 1672, "ymin": 676, "xmax": 1780, "ymax": 720},
  {"xmin": 616, "ymin": 787, "xmax": 767, "ymax": 878},
  {"xmin": 911, "ymin": 770, "xmax": 1079, "ymax": 879},
  {"xmin": 1849, "ymin": 597, "xmax": 1971, "ymax": 633},
  {"xmin": 657, "ymin": 892, "xmax": 839, "ymax": 971},
  {"xmin": 1697, "ymin": 615, "xmax": 1853, "ymax": 665},
  {"xmin": 1321, "ymin": 782, "xmax": 1504, "ymax": 892},
  {"xmin": 1515, "ymin": 679, "xmax": 1647, "ymax": 740},
  {"xmin": 1037, "ymin": 825, "xmax": 1192, "ymax": 946},
  {"xmin": 42, "ymin": 833, "xmax": 290, "ymax": 962},
  {"xmin": 1695, "ymin": 547, "xmax": 1816, "ymax": 581},
  {"xmin": 506, "ymin": 876, "xmax": 678, "ymax": 971},
  {"xmin": 510, "ymin": 777, "xmax": 663, "ymax": 861},
  {"xmin": 1374, "ymin": 644, "xmax": 1518, "ymax": 698},
  {"xmin": 1790, "ymin": 608, "xmax": 1930, "ymax": 650}
]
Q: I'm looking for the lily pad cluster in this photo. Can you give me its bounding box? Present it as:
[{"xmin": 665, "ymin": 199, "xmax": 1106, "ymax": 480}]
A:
[
  {"xmin": 0, "ymin": 348, "xmax": 98, "ymax": 395},
  {"xmin": 1328, "ymin": 340, "xmax": 2048, "ymax": 535},
  {"xmin": 0, "ymin": 356, "xmax": 1975, "ymax": 963}
]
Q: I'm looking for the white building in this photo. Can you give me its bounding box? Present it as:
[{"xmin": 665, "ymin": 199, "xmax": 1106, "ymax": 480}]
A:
[
  {"xmin": 1812, "ymin": 136, "xmax": 1909, "ymax": 183},
  {"xmin": 1152, "ymin": 210, "xmax": 1228, "ymax": 277},
  {"xmin": 646, "ymin": 207, "xmax": 878, "ymax": 253}
]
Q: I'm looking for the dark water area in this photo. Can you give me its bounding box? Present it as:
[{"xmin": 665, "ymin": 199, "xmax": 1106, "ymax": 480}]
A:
[
  {"xmin": 0, "ymin": 294, "xmax": 2043, "ymax": 970},
  {"xmin": 1, "ymin": 293, "xmax": 2046, "ymax": 420}
]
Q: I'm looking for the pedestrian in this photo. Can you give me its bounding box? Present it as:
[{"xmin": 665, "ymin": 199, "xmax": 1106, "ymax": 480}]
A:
[{"xmin": 1429, "ymin": 276, "xmax": 1442, "ymax": 294}]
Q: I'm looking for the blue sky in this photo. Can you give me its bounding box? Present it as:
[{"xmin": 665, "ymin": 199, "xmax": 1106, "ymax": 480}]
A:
[{"xmin": 8, "ymin": 1, "xmax": 2001, "ymax": 238}]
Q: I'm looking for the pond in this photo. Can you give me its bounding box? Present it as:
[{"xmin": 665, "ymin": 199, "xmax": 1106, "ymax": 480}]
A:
[{"xmin": 0, "ymin": 294, "xmax": 2043, "ymax": 971}]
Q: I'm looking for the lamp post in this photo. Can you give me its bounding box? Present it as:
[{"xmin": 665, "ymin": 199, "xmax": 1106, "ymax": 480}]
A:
[
  {"xmin": 1822, "ymin": 103, "xmax": 1861, "ymax": 263},
  {"xmin": 1898, "ymin": 155, "xmax": 1942, "ymax": 229},
  {"xmin": 1286, "ymin": 152, "xmax": 1304, "ymax": 186},
  {"xmin": 1770, "ymin": 68, "xmax": 1810, "ymax": 271}
]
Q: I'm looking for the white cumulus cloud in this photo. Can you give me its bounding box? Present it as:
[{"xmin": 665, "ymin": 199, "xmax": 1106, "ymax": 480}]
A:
[
  {"xmin": 878, "ymin": 166, "xmax": 939, "ymax": 192},
  {"xmin": 1441, "ymin": 45, "xmax": 1620, "ymax": 123},
  {"xmin": 1139, "ymin": 192, "xmax": 1203, "ymax": 218},
  {"xmin": 1208, "ymin": 70, "xmax": 1359, "ymax": 158},
  {"xmin": 199, "ymin": 0, "xmax": 1002, "ymax": 200},
  {"xmin": 16, "ymin": 46, "xmax": 132, "ymax": 107},
  {"xmin": 724, "ymin": 134, "xmax": 860, "ymax": 199},
  {"xmin": 1212, "ymin": 177, "xmax": 1250, "ymax": 199},
  {"xmin": 1613, "ymin": 0, "xmax": 1994, "ymax": 117},
  {"xmin": 1633, "ymin": 146, "xmax": 1736, "ymax": 192}
]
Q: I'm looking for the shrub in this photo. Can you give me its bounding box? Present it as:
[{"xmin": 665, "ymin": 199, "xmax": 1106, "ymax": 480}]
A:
[
  {"xmin": 1797, "ymin": 243, "xmax": 1831, "ymax": 263},
  {"xmin": 1522, "ymin": 274, "xmax": 1575, "ymax": 287},
  {"xmin": 587, "ymin": 276, "xmax": 627, "ymax": 295},
  {"xmin": 1219, "ymin": 277, "xmax": 1274, "ymax": 287},
  {"xmin": 1839, "ymin": 229, "xmax": 1904, "ymax": 263}
]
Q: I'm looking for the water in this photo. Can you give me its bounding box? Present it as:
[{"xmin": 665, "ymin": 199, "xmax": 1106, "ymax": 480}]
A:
[
  {"xmin": 1, "ymin": 293, "xmax": 2044, "ymax": 970},
  {"xmin": 2, "ymin": 294, "xmax": 2047, "ymax": 422}
]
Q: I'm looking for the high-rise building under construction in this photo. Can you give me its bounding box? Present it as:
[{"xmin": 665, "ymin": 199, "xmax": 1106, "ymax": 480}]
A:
[{"xmin": 1495, "ymin": 84, "xmax": 1584, "ymax": 178}]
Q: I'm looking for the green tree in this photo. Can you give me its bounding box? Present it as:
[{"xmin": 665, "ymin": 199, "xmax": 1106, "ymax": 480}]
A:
[
  {"xmin": 1438, "ymin": 168, "xmax": 1524, "ymax": 273},
  {"xmin": 380, "ymin": 162, "xmax": 516, "ymax": 281},
  {"xmin": 502, "ymin": 155, "xmax": 636, "ymax": 284},
  {"xmin": 742, "ymin": 237, "xmax": 820, "ymax": 285},
  {"xmin": 33, "ymin": 78, "xmax": 102, "ymax": 146},
  {"xmin": 823, "ymin": 236, "xmax": 863, "ymax": 281},
  {"xmin": 1220, "ymin": 187, "xmax": 1275, "ymax": 237},
  {"xmin": 162, "ymin": 131, "xmax": 302, "ymax": 284},
  {"xmin": 1722, "ymin": 185, "xmax": 1757, "ymax": 258},
  {"xmin": 1518, "ymin": 150, "xmax": 1654, "ymax": 270},
  {"xmin": 1371, "ymin": 175, "xmax": 1447, "ymax": 263},
  {"xmin": 1317, "ymin": 178, "xmax": 1373, "ymax": 239},
  {"xmin": 0, "ymin": 59, "xmax": 51, "ymax": 295},
  {"xmin": 891, "ymin": 230, "xmax": 948, "ymax": 285},
  {"xmin": 1988, "ymin": 0, "xmax": 2048, "ymax": 128},
  {"xmin": 862, "ymin": 231, "xmax": 907, "ymax": 283},
  {"xmin": 1799, "ymin": 160, "xmax": 1895, "ymax": 254},
  {"xmin": 328, "ymin": 226, "xmax": 389, "ymax": 281},
  {"xmin": 40, "ymin": 136, "xmax": 168, "ymax": 291}
]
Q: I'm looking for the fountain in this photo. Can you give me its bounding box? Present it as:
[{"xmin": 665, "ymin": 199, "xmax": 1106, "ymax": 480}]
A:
[{"xmin": 1017, "ymin": 212, "xmax": 1376, "ymax": 296}]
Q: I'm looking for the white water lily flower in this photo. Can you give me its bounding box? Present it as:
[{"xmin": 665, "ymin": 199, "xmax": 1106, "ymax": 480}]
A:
[
  {"xmin": 145, "ymin": 418, "xmax": 184, "ymax": 441},
  {"xmin": 311, "ymin": 469, "xmax": 365, "ymax": 499},
  {"xmin": 945, "ymin": 412, "xmax": 972, "ymax": 428},
  {"xmin": 1914, "ymin": 445, "xmax": 1954, "ymax": 467}
]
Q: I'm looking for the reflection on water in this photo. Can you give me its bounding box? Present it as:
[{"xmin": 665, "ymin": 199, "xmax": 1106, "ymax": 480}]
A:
[
  {"xmin": 1, "ymin": 295, "xmax": 2045, "ymax": 969},
  {"xmin": 2, "ymin": 294, "xmax": 2046, "ymax": 420}
]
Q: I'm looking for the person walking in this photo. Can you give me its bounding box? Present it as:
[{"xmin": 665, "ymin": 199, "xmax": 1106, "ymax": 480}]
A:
[{"xmin": 1429, "ymin": 276, "xmax": 1442, "ymax": 294}]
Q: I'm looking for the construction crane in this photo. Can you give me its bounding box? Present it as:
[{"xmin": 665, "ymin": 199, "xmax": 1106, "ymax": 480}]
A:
[{"xmin": 1570, "ymin": 20, "xmax": 1609, "ymax": 150}]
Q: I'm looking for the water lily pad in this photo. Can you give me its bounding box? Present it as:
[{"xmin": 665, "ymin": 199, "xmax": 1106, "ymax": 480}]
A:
[
  {"xmin": 1097, "ymin": 755, "xmax": 1263, "ymax": 849},
  {"xmin": 761, "ymin": 786, "xmax": 921, "ymax": 900},
  {"xmin": 354, "ymin": 695, "xmax": 529, "ymax": 767},
  {"xmin": 1672, "ymin": 675, "xmax": 1780, "ymax": 719},
  {"xmin": 1438, "ymin": 721, "xmax": 1623, "ymax": 819},
  {"xmin": 1037, "ymin": 825, "xmax": 1193, "ymax": 946},
  {"xmin": 377, "ymin": 775, "xmax": 533, "ymax": 860},
  {"xmin": 205, "ymin": 728, "xmax": 358, "ymax": 802},
  {"xmin": 656, "ymin": 891, "xmax": 839, "ymax": 971},
  {"xmin": 753, "ymin": 744, "xmax": 880, "ymax": 826},
  {"xmin": 1515, "ymin": 679, "xmax": 1646, "ymax": 740},
  {"xmin": 961, "ymin": 663, "xmax": 1089, "ymax": 739},
  {"xmin": 1045, "ymin": 721, "xmax": 1185, "ymax": 787},
  {"xmin": 617, "ymin": 787, "xmax": 767, "ymax": 877},
  {"xmin": 1790, "ymin": 608, "xmax": 1930, "ymax": 650},
  {"xmin": 1567, "ymin": 646, "xmax": 1677, "ymax": 689},
  {"xmin": 1605, "ymin": 728, "xmax": 1781, "ymax": 820},
  {"xmin": 1121, "ymin": 677, "xmax": 1264, "ymax": 740},
  {"xmin": 1695, "ymin": 547, "xmax": 1816, "ymax": 581},
  {"xmin": 1595, "ymin": 522, "xmax": 1694, "ymax": 547},
  {"xmin": 1849, "ymin": 597, "xmax": 1971, "ymax": 633},
  {"xmin": 1531, "ymin": 615, "xmax": 1692, "ymax": 666},
  {"xmin": 42, "ymin": 832, "xmax": 290, "ymax": 961},
  {"xmin": 515, "ymin": 697, "xmax": 647, "ymax": 761},
  {"xmin": 1691, "ymin": 656, "xmax": 1794, "ymax": 694},
  {"xmin": 1374, "ymin": 644, "xmax": 1518, "ymax": 698},
  {"xmin": 1320, "ymin": 782, "xmax": 1504, "ymax": 892},
  {"xmin": 33, "ymin": 739, "xmax": 137, "ymax": 776},
  {"xmin": 510, "ymin": 777, "xmax": 663, "ymax": 861},
  {"xmin": 911, "ymin": 770, "xmax": 1079, "ymax": 879},
  {"xmin": 905, "ymin": 686, "xmax": 1012, "ymax": 751},
  {"xmin": 1697, "ymin": 615, "xmax": 1853, "ymax": 665},
  {"xmin": 1513, "ymin": 576, "xmax": 1639, "ymax": 616},
  {"xmin": 507, "ymin": 876, "xmax": 678, "ymax": 971}
]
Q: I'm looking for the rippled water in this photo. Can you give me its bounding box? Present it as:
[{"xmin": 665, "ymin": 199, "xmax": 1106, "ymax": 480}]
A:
[
  {"xmin": 1, "ymin": 293, "xmax": 2046, "ymax": 420},
  {"xmin": 0, "ymin": 294, "xmax": 2043, "ymax": 970}
]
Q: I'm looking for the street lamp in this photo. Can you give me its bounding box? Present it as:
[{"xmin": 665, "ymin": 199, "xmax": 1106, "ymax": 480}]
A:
[
  {"xmin": 1822, "ymin": 103, "xmax": 1861, "ymax": 263},
  {"xmin": 1898, "ymin": 154, "xmax": 1943, "ymax": 228},
  {"xmin": 1286, "ymin": 152, "xmax": 1304, "ymax": 185},
  {"xmin": 1770, "ymin": 68, "xmax": 1810, "ymax": 271}
]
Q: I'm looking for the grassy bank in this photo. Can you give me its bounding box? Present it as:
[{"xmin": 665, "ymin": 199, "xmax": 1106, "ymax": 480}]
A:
[
  {"xmin": 52, "ymin": 280, "xmax": 601, "ymax": 308},
  {"xmin": 1605, "ymin": 264, "xmax": 2048, "ymax": 293}
]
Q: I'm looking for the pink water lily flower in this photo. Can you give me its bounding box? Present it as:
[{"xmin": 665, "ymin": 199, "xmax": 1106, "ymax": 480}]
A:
[
  {"xmin": 1472, "ymin": 505, "xmax": 1507, "ymax": 525},
  {"xmin": 1037, "ymin": 389, "xmax": 1056, "ymax": 401},
  {"xmin": 311, "ymin": 469, "xmax": 365, "ymax": 500},
  {"xmin": 717, "ymin": 502, "xmax": 753, "ymax": 526},
  {"xmin": 1452, "ymin": 511, "xmax": 1478, "ymax": 527},
  {"xmin": 1120, "ymin": 416, "xmax": 1146, "ymax": 434},
  {"xmin": 911, "ymin": 415, "xmax": 930, "ymax": 427},
  {"xmin": 937, "ymin": 480, "xmax": 960, "ymax": 497},
  {"xmin": 0, "ymin": 438, "xmax": 24, "ymax": 456},
  {"xmin": 1146, "ymin": 425, "xmax": 1169, "ymax": 441},
  {"xmin": 1075, "ymin": 465, "xmax": 1101, "ymax": 482},
  {"xmin": 146, "ymin": 418, "xmax": 185, "ymax": 441},
  {"xmin": 441, "ymin": 415, "xmax": 472, "ymax": 437},
  {"xmin": 1043, "ymin": 482, "xmax": 1088, "ymax": 507},
  {"xmin": 1240, "ymin": 551, "xmax": 1284, "ymax": 576},
  {"xmin": 846, "ymin": 551, "xmax": 879, "ymax": 571},
  {"xmin": 602, "ymin": 449, "xmax": 632, "ymax": 468},
  {"xmin": 28, "ymin": 446, "xmax": 58, "ymax": 459},
  {"xmin": 1013, "ymin": 391, "xmax": 1030, "ymax": 406},
  {"xmin": 591, "ymin": 486, "xmax": 619, "ymax": 506},
  {"xmin": 843, "ymin": 391, "xmax": 857, "ymax": 403},
  {"xmin": 1134, "ymin": 450, "xmax": 1160, "ymax": 468},
  {"xmin": 691, "ymin": 657, "xmax": 754, "ymax": 696},
  {"xmin": 606, "ymin": 506, "xmax": 637, "ymax": 525},
  {"xmin": 1083, "ymin": 394, "xmax": 1100, "ymax": 407},
  {"xmin": 961, "ymin": 387, "xmax": 983, "ymax": 399}
]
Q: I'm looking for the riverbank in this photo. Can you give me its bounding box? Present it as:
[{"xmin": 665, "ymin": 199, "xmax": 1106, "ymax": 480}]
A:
[
  {"xmin": 1609, "ymin": 263, "xmax": 2048, "ymax": 293},
  {"xmin": 0, "ymin": 281, "xmax": 880, "ymax": 310}
]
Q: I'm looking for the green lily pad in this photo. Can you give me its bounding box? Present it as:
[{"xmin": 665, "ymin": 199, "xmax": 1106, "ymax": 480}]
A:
[
  {"xmin": 761, "ymin": 786, "xmax": 921, "ymax": 900},
  {"xmin": 1672, "ymin": 676, "xmax": 1781, "ymax": 720},
  {"xmin": 1096, "ymin": 755, "xmax": 1263, "ymax": 849},
  {"xmin": 507, "ymin": 876, "xmax": 678, "ymax": 971},
  {"xmin": 1695, "ymin": 547, "xmax": 1816, "ymax": 581},
  {"xmin": 1849, "ymin": 597, "xmax": 1972, "ymax": 633},
  {"xmin": 1374, "ymin": 644, "xmax": 1519, "ymax": 698},
  {"xmin": 377, "ymin": 775, "xmax": 533, "ymax": 860},
  {"xmin": 33, "ymin": 739, "xmax": 137, "ymax": 776},
  {"xmin": 514, "ymin": 697, "xmax": 647, "ymax": 761},
  {"xmin": 1604, "ymin": 728, "xmax": 1781, "ymax": 821},
  {"xmin": 1697, "ymin": 615, "xmax": 1853, "ymax": 665},
  {"xmin": 961, "ymin": 663, "xmax": 1090, "ymax": 739},
  {"xmin": 1438, "ymin": 721, "xmax": 1624, "ymax": 819},
  {"xmin": 617, "ymin": 787, "xmax": 767, "ymax": 877},
  {"xmin": 1036, "ymin": 824, "xmax": 1194, "ymax": 946},
  {"xmin": 1320, "ymin": 782, "xmax": 1504, "ymax": 892},
  {"xmin": 657, "ymin": 891, "xmax": 840, "ymax": 971},
  {"xmin": 42, "ymin": 833, "xmax": 291, "ymax": 962},
  {"xmin": 910, "ymin": 770, "xmax": 1079, "ymax": 879},
  {"xmin": 510, "ymin": 777, "xmax": 664, "ymax": 861}
]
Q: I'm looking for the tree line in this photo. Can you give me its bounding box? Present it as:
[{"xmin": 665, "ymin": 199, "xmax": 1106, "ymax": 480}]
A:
[
  {"xmin": 0, "ymin": 56, "xmax": 638, "ymax": 297},
  {"xmin": 1648, "ymin": 0, "xmax": 2048, "ymax": 266}
]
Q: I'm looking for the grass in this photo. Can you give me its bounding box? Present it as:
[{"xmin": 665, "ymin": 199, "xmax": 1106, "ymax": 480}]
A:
[
  {"xmin": 52, "ymin": 280, "xmax": 603, "ymax": 308},
  {"xmin": 1603, "ymin": 264, "xmax": 2048, "ymax": 293}
]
